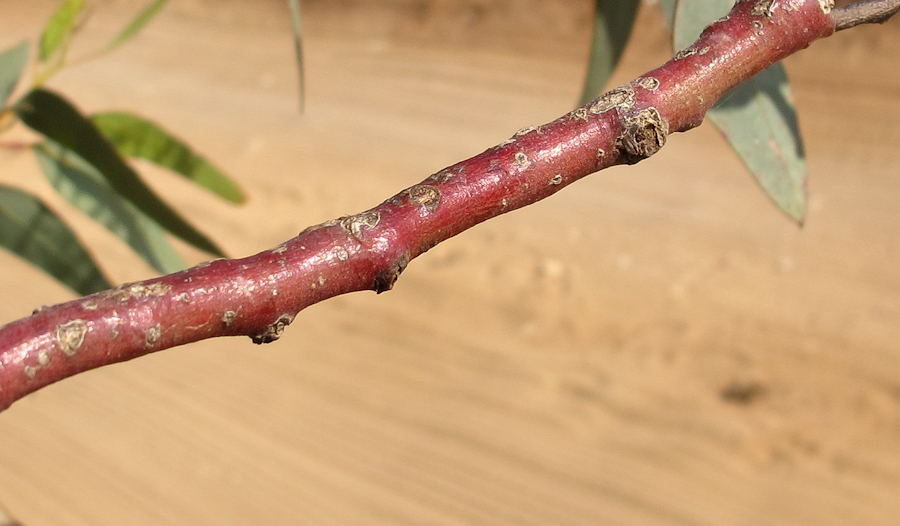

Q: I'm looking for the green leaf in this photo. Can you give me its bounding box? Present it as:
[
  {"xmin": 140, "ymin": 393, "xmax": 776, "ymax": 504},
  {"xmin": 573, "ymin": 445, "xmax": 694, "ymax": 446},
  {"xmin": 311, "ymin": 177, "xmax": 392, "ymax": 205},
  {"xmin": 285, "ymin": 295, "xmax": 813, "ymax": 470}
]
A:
[
  {"xmin": 39, "ymin": 0, "xmax": 85, "ymax": 62},
  {"xmin": 670, "ymin": 0, "xmax": 730, "ymax": 51},
  {"xmin": 0, "ymin": 41, "xmax": 29, "ymax": 108},
  {"xmin": 91, "ymin": 112, "xmax": 245, "ymax": 204},
  {"xmin": 287, "ymin": 0, "xmax": 305, "ymax": 112},
  {"xmin": 708, "ymin": 70, "xmax": 806, "ymax": 222},
  {"xmin": 668, "ymin": 0, "xmax": 807, "ymax": 222},
  {"xmin": 35, "ymin": 141, "xmax": 187, "ymax": 275},
  {"xmin": 0, "ymin": 184, "xmax": 111, "ymax": 295},
  {"xmin": 14, "ymin": 88, "xmax": 225, "ymax": 256},
  {"xmin": 579, "ymin": 0, "xmax": 640, "ymax": 105},
  {"xmin": 105, "ymin": 0, "xmax": 171, "ymax": 54}
]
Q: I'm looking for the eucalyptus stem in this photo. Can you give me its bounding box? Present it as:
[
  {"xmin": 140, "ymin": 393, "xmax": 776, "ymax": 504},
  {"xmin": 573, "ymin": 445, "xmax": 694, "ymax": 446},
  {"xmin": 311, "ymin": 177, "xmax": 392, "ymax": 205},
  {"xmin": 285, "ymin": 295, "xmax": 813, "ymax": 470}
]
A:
[{"xmin": 0, "ymin": 0, "xmax": 894, "ymax": 412}]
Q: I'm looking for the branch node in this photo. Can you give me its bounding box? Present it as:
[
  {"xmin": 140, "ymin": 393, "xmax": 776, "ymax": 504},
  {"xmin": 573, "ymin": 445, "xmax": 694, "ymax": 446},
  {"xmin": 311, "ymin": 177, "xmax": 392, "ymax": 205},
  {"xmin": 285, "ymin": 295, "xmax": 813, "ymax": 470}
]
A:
[
  {"xmin": 589, "ymin": 86, "xmax": 635, "ymax": 114},
  {"xmin": 251, "ymin": 313, "xmax": 295, "ymax": 344},
  {"xmin": 339, "ymin": 211, "xmax": 381, "ymax": 239},
  {"xmin": 408, "ymin": 185, "xmax": 442, "ymax": 213},
  {"xmin": 373, "ymin": 253, "xmax": 410, "ymax": 294},
  {"xmin": 56, "ymin": 319, "xmax": 87, "ymax": 357},
  {"xmin": 618, "ymin": 108, "xmax": 669, "ymax": 163}
]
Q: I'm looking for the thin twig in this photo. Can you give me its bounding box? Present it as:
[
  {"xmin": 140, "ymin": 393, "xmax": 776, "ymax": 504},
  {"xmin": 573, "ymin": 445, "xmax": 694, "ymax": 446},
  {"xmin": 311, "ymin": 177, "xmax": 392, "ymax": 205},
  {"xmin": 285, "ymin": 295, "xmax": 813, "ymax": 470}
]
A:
[{"xmin": 832, "ymin": 0, "xmax": 900, "ymax": 30}]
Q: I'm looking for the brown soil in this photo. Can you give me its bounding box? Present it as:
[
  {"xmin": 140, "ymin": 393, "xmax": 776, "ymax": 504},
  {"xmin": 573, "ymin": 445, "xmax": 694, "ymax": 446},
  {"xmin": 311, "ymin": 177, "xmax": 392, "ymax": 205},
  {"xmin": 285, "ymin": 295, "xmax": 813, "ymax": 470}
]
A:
[{"xmin": 1, "ymin": 1, "xmax": 899, "ymax": 524}]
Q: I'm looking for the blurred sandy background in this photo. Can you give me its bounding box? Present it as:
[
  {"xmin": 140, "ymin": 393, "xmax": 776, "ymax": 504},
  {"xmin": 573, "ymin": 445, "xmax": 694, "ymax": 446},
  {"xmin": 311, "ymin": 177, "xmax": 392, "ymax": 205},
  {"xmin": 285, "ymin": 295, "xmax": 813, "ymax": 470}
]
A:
[{"xmin": 0, "ymin": 0, "xmax": 898, "ymax": 524}]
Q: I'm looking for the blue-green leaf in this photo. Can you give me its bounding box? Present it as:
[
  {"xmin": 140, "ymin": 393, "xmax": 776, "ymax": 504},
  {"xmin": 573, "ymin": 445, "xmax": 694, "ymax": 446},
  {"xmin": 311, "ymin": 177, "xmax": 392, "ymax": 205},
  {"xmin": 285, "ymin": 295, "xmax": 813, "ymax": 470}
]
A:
[
  {"xmin": 668, "ymin": 0, "xmax": 807, "ymax": 223},
  {"xmin": 91, "ymin": 111, "xmax": 245, "ymax": 203},
  {"xmin": 670, "ymin": 0, "xmax": 729, "ymax": 51},
  {"xmin": 287, "ymin": 0, "xmax": 305, "ymax": 112},
  {"xmin": 0, "ymin": 184, "xmax": 111, "ymax": 295},
  {"xmin": 105, "ymin": 0, "xmax": 171, "ymax": 54},
  {"xmin": 35, "ymin": 141, "xmax": 186, "ymax": 275},
  {"xmin": 39, "ymin": 0, "xmax": 85, "ymax": 62},
  {"xmin": 579, "ymin": 0, "xmax": 641, "ymax": 105},
  {"xmin": 0, "ymin": 41, "xmax": 29, "ymax": 108},
  {"xmin": 14, "ymin": 88, "xmax": 225, "ymax": 256},
  {"xmin": 707, "ymin": 69, "xmax": 806, "ymax": 222}
]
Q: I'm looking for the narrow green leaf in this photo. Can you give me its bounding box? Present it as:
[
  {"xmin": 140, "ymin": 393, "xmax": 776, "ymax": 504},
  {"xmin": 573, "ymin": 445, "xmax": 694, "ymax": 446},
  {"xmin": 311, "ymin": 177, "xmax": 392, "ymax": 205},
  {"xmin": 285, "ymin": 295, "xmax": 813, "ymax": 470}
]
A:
[
  {"xmin": 707, "ymin": 70, "xmax": 806, "ymax": 222},
  {"xmin": 14, "ymin": 88, "xmax": 225, "ymax": 256},
  {"xmin": 105, "ymin": 0, "xmax": 171, "ymax": 54},
  {"xmin": 579, "ymin": 0, "xmax": 641, "ymax": 105},
  {"xmin": 287, "ymin": 0, "xmax": 305, "ymax": 112},
  {"xmin": 0, "ymin": 41, "xmax": 29, "ymax": 108},
  {"xmin": 671, "ymin": 0, "xmax": 730, "ymax": 51},
  {"xmin": 35, "ymin": 141, "xmax": 186, "ymax": 275},
  {"xmin": 669, "ymin": 0, "xmax": 807, "ymax": 222},
  {"xmin": 39, "ymin": 0, "xmax": 85, "ymax": 62},
  {"xmin": 91, "ymin": 112, "xmax": 245, "ymax": 204},
  {"xmin": 0, "ymin": 184, "xmax": 111, "ymax": 295}
]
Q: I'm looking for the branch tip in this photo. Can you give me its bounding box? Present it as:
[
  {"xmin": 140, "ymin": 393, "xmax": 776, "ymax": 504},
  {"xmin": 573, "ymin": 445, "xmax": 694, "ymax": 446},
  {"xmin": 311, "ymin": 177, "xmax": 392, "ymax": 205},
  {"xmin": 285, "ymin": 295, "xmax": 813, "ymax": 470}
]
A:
[{"xmin": 832, "ymin": 0, "xmax": 900, "ymax": 31}]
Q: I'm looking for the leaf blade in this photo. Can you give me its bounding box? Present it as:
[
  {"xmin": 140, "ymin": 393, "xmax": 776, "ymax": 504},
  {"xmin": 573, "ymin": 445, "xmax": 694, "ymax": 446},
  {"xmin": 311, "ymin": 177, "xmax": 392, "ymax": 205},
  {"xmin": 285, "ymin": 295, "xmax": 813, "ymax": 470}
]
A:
[
  {"xmin": 39, "ymin": 0, "xmax": 85, "ymax": 63},
  {"xmin": 0, "ymin": 184, "xmax": 111, "ymax": 295},
  {"xmin": 0, "ymin": 41, "xmax": 30, "ymax": 108},
  {"xmin": 670, "ymin": 0, "xmax": 807, "ymax": 222},
  {"xmin": 14, "ymin": 88, "xmax": 225, "ymax": 256},
  {"xmin": 34, "ymin": 141, "xmax": 187, "ymax": 275},
  {"xmin": 91, "ymin": 111, "xmax": 245, "ymax": 203},
  {"xmin": 708, "ymin": 69, "xmax": 806, "ymax": 222},
  {"xmin": 579, "ymin": 0, "xmax": 641, "ymax": 105},
  {"xmin": 671, "ymin": 0, "xmax": 731, "ymax": 50},
  {"xmin": 105, "ymin": 0, "xmax": 171, "ymax": 54}
]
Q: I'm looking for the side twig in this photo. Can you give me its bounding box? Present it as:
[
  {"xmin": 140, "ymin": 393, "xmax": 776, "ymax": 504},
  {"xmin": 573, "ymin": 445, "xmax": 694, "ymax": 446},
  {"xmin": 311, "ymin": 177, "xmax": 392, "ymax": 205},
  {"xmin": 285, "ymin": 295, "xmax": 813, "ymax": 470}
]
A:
[{"xmin": 833, "ymin": 0, "xmax": 900, "ymax": 30}]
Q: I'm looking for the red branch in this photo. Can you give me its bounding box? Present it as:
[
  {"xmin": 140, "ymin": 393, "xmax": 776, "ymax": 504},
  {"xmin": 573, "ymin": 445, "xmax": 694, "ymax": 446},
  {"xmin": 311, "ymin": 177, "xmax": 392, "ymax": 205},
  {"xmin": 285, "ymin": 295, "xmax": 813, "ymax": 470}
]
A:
[{"xmin": 0, "ymin": 0, "xmax": 842, "ymax": 411}]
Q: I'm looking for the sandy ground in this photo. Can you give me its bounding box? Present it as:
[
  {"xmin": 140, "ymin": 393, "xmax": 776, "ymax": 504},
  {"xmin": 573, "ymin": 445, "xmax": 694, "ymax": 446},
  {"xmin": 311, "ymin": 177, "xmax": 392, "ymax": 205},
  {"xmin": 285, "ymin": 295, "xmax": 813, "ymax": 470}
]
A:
[{"xmin": 0, "ymin": 0, "xmax": 899, "ymax": 524}]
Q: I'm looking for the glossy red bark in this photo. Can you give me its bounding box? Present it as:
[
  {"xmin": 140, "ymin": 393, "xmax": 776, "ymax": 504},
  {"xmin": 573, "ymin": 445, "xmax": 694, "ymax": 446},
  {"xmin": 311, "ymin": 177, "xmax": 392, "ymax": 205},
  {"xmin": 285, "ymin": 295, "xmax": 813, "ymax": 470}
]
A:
[{"xmin": 0, "ymin": 0, "xmax": 838, "ymax": 411}]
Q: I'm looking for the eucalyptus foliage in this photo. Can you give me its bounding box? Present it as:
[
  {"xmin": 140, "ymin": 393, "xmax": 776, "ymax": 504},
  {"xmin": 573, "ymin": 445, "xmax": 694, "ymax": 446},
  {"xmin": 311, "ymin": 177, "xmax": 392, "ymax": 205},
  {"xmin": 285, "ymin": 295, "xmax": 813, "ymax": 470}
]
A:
[{"xmin": 0, "ymin": 0, "xmax": 242, "ymax": 294}]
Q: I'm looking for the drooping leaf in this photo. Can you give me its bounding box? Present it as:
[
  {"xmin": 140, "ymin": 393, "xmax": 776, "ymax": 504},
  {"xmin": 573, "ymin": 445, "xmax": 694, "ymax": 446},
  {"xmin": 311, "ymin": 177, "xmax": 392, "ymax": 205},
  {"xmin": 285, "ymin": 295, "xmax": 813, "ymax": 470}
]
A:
[
  {"xmin": 105, "ymin": 0, "xmax": 171, "ymax": 54},
  {"xmin": 707, "ymin": 69, "xmax": 806, "ymax": 222},
  {"xmin": 39, "ymin": 0, "xmax": 85, "ymax": 63},
  {"xmin": 14, "ymin": 88, "xmax": 225, "ymax": 256},
  {"xmin": 0, "ymin": 184, "xmax": 111, "ymax": 295},
  {"xmin": 670, "ymin": 0, "xmax": 730, "ymax": 51},
  {"xmin": 667, "ymin": 0, "xmax": 807, "ymax": 222},
  {"xmin": 287, "ymin": 0, "xmax": 305, "ymax": 112},
  {"xmin": 35, "ymin": 141, "xmax": 186, "ymax": 275},
  {"xmin": 579, "ymin": 0, "xmax": 641, "ymax": 105},
  {"xmin": 0, "ymin": 41, "xmax": 29, "ymax": 108},
  {"xmin": 91, "ymin": 112, "xmax": 245, "ymax": 203}
]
